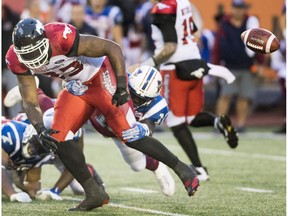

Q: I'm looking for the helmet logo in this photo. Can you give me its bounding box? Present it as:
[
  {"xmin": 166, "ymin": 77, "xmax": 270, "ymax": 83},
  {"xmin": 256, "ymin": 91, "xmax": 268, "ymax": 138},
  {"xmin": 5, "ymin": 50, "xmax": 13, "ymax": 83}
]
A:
[{"xmin": 63, "ymin": 24, "xmax": 72, "ymax": 39}]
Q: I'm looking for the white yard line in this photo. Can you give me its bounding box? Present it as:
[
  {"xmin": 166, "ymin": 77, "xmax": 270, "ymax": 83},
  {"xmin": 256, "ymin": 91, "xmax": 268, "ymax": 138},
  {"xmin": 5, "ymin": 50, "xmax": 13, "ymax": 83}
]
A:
[
  {"xmin": 199, "ymin": 148, "xmax": 285, "ymax": 162},
  {"xmin": 62, "ymin": 196, "xmax": 191, "ymax": 216},
  {"xmin": 121, "ymin": 187, "xmax": 158, "ymax": 194},
  {"xmin": 235, "ymin": 187, "xmax": 273, "ymax": 193}
]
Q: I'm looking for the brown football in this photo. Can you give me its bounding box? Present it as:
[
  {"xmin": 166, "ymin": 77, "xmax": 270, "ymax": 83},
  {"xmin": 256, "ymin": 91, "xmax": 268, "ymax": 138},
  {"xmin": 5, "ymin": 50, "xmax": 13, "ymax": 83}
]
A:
[{"xmin": 241, "ymin": 28, "xmax": 280, "ymax": 54}]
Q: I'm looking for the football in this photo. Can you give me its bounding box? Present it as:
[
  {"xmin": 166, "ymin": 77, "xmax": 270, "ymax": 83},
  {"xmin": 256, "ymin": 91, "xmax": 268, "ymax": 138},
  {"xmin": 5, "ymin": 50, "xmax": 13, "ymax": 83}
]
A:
[{"xmin": 241, "ymin": 28, "xmax": 280, "ymax": 54}]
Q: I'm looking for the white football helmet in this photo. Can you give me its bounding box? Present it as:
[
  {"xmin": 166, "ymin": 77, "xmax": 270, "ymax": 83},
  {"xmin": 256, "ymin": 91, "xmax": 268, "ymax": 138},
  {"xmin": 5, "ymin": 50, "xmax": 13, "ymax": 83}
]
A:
[{"xmin": 128, "ymin": 66, "xmax": 162, "ymax": 108}]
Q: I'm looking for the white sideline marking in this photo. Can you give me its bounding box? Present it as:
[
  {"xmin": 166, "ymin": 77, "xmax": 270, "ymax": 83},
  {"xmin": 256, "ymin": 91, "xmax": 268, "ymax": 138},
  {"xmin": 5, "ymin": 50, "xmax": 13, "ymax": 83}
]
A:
[
  {"xmin": 121, "ymin": 187, "xmax": 158, "ymax": 194},
  {"xmin": 62, "ymin": 196, "xmax": 191, "ymax": 216},
  {"xmin": 200, "ymin": 148, "xmax": 285, "ymax": 162},
  {"xmin": 235, "ymin": 187, "xmax": 273, "ymax": 193}
]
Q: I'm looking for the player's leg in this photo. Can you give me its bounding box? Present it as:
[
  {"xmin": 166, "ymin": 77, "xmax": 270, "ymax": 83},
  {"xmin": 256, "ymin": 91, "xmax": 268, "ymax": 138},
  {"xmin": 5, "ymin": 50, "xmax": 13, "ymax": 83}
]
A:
[
  {"xmin": 52, "ymin": 89, "xmax": 109, "ymax": 211},
  {"xmin": 87, "ymin": 66, "xmax": 198, "ymax": 196},
  {"xmin": 112, "ymin": 138, "xmax": 175, "ymax": 196},
  {"xmin": 161, "ymin": 66, "xmax": 206, "ymax": 179}
]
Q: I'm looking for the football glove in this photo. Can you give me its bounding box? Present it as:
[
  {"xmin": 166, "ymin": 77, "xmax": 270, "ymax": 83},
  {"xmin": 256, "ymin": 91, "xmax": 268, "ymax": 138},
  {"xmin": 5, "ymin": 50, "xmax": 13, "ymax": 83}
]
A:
[
  {"xmin": 35, "ymin": 189, "xmax": 63, "ymax": 201},
  {"xmin": 35, "ymin": 123, "xmax": 59, "ymax": 153},
  {"xmin": 122, "ymin": 122, "xmax": 150, "ymax": 142},
  {"xmin": 112, "ymin": 87, "xmax": 130, "ymax": 107},
  {"xmin": 112, "ymin": 76, "xmax": 130, "ymax": 107},
  {"xmin": 10, "ymin": 192, "xmax": 32, "ymax": 202}
]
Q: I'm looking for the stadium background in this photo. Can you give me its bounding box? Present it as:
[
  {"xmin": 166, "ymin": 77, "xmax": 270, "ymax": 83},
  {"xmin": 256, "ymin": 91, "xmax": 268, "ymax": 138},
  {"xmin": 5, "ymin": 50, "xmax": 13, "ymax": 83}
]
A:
[{"xmin": 2, "ymin": 0, "xmax": 286, "ymax": 129}]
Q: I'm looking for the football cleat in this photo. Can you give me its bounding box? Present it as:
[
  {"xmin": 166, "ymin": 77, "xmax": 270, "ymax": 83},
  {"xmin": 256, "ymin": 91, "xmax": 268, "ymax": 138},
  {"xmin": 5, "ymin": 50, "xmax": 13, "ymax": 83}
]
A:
[
  {"xmin": 4, "ymin": 76, "xmax": 39, "ymax": 107},
  {"xmin": 195, "ymin": 166, "xmax": 209, "ymax": 181},
  {"xmin": 216, "ymin": 114, "xmax": 238, "ymax": 148},
  {"xmin": 153, "ymin": 162, "xmax": 175, "ymax": 196},
  {"xmin": 174, "ymin": 161, "xmax": 200, "ymax": 196},
  {"xmin": 68, "ymin": 184, "xmax": 109, "ymax": 211},
  {"xmin": 184, "ymin": 177, "xmax": 200, "ymax": 197}
]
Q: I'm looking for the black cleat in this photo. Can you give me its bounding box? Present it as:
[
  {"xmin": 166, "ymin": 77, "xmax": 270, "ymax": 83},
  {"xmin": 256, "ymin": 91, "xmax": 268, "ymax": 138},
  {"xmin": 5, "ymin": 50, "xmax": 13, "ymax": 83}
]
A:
[
  {"xmin": 68, "ymin": 176, "xmax": 109, "ymax": 211},
  {"xmin": 174, "ymin": 161, "xmax": 200, "ymax": 197},
  {"xmin": 184, "ymin": 177, "xmax": 200, "ymax": 196},
  {"xmin": 217, "ymin": 114, "xmax": 238, "ymax": 148},
  {"xmin": 68, "ymin": 189, "xmax": 109, "ymax": 211}
]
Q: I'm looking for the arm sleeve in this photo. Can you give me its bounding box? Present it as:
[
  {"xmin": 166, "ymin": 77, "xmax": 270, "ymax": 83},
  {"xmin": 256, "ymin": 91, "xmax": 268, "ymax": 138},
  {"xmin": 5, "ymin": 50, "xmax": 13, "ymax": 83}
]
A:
[{"xmin": 152, "ymin": 14, "xmax": 177, "ymax": 43}]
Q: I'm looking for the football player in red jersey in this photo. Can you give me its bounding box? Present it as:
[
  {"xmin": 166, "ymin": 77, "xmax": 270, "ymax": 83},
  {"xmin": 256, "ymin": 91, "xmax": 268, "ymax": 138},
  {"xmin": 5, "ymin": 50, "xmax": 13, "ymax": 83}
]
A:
[
  {"xmin": 129, "ymin": 0, "xmax": 238, "ymax": 181},
  {"xmin": 6, "ymin": 18, "xmax": 199, "ymax": 211}
]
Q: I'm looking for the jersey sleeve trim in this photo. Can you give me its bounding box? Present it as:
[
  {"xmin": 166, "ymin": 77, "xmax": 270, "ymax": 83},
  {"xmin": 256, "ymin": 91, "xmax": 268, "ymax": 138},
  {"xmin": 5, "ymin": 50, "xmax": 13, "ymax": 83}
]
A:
[{"xmin": 66, "ymin": 28, "xmax": 80, "ymax": 57}]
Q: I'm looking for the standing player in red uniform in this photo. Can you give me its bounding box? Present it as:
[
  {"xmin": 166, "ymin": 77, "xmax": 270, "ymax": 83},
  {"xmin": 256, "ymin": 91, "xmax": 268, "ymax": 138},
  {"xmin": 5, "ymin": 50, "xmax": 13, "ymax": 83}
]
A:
[
  {"xmin": 130, "ymin": 0, "xmax": 238, "ymax": 181},
  {"xmin": 6, "ymin": 18, "xmax": 199, "ymax": 211}
]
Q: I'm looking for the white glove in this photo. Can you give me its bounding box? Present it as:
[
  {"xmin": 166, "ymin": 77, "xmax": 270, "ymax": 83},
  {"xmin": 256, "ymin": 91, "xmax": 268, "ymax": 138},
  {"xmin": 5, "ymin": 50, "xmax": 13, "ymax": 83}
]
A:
[
  {"xmin": 35, "ymin": 190, "xmax": 63, "ymax": 201},
  {"xmin": 122, "ymin": 122, "xmax": 150, "ymax": 142},
  {"xmin": 10, "ymin": 192, "xmax": 32, "ymax": 203}
]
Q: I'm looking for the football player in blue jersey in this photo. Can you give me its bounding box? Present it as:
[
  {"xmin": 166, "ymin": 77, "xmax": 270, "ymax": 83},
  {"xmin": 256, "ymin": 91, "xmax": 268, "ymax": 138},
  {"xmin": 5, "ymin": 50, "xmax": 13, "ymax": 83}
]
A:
[
  {"xmin": 2, "ymin": 117, "xmax": 103, "ymax": 202},
  {"xmin": 2, "ymin": 118, "xmax": 52, "ymax": 202}
]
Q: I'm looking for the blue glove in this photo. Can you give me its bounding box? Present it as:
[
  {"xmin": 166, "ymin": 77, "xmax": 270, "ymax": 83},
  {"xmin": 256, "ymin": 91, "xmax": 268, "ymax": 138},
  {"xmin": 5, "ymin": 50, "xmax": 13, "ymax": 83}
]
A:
[
  {"xmin": 122, "ymin": 122, "xmax": 150, "ymax": 142},
  {"xmin": 65, "ymin": 80, "xmax": 88, "ymax": 96}
]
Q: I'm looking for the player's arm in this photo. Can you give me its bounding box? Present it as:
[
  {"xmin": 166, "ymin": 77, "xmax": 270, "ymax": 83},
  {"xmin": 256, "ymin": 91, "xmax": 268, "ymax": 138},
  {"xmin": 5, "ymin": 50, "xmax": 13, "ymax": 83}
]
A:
[
  {"xmin": 143, "ymin": 13, "xmax": 178, "ymax": 67},
  {"xmin": 77, "ymin": 34, "xmax": 129, "ymax": 106},
  {"xmin": 77, "ymin": 35, "xmax": 126, "ymax": 77},
  {"xmin": 17, "ymin": 74, "xmax": 42, "ymax": 126},
  {"xmin": 24, "ymin": 167, "xmax": 41, "ymax": 198},
  {"xmin": 2, "ymin": 149, "xmax": 17, "ymax": 197}
]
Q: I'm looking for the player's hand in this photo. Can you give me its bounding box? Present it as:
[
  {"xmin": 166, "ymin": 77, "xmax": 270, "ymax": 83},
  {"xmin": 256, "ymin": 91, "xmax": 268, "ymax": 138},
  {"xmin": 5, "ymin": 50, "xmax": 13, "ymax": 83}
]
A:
[
  {"xmin": 112, "ymin": 87, "xmax": 130, "ymax": 107},
  {"xmin": 122, "ymin": 122, "xmax": 150, "ymax": 142},
  {"xmin": 35, "ymin": 190, "xmax": 63, "ymax": 201},
  {"xmin": 10, "ymin": 192, "xmax": 32, "ymax": 202},
  {"xmin": 36, "ymin": 126, "xmax": 59, "ymax": 153}
]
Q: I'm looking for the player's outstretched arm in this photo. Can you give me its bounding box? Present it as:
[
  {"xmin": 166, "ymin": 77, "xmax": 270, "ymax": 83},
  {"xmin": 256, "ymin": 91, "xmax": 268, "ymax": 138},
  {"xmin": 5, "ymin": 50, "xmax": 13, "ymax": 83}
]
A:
[{"xmin": 2, "ymin": 150, "xmax": 32, "ymax": 202}]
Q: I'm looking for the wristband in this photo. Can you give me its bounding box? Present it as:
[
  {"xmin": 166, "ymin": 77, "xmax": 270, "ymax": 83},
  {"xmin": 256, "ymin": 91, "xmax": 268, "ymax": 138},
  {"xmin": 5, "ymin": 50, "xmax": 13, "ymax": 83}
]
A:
[
  {"xmin": 116, "ymin": 76, "xmax": 127, "ymax": 89},
  {"xmin": 50, "ymin": 187, "xmax": 61, "ymax": 195}
]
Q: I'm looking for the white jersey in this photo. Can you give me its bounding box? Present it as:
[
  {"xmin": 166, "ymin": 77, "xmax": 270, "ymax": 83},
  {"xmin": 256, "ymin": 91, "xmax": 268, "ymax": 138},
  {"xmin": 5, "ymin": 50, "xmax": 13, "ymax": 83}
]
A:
[{"xmin": 151, "ymin": 0, "xmax": 201, "ymax": 63}]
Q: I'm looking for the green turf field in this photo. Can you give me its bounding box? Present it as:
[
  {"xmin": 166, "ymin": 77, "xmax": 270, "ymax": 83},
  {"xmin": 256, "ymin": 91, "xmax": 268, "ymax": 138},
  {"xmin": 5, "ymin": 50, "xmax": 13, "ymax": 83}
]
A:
[{"xmin": 2, "ymin": 130, "xmax": 286, "ymax": 216}]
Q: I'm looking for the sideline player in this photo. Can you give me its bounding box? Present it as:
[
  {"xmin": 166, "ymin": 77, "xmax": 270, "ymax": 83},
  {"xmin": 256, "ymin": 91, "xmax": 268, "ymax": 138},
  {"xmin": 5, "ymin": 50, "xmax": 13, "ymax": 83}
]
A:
[
  {"xmin": 6, "ymin": 18, "xmax": 199, "ymax": 211},
  {"xmin": 129, "ymin": 0, "xmax": 238, "ymax": 181}
]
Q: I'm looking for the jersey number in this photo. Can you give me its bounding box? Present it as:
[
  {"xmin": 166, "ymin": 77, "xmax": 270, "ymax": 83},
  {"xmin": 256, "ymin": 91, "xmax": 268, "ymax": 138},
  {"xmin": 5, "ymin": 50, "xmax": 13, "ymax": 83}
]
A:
[
  {"xmin": 45, "ymin": 60, "xmax": 84, "ymax": 78},
  {"xmin": 181, "ymin": 16, "xmax": 194, "ymax": 45}
]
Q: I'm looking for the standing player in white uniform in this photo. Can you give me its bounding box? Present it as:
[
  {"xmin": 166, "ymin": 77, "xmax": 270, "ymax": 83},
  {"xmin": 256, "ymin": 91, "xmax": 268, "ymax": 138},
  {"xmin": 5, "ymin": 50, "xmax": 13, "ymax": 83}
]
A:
[
  {"xmin": 130, "ymin": 0, "xmax": 238, "ymax": 181},
  {"xmin": 6, "ymin": 18, "xmax": 199, "ymax": 211}
]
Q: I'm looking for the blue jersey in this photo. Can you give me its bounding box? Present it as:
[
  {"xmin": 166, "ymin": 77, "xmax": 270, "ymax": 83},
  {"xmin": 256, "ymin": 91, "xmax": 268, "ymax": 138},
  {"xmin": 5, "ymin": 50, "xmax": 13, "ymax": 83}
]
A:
[
  {"xmin": 1, "ymin": 120, "xmax": 53, "ymax": 170},
  {"xmin": 135, "ymin": 95, "xmax": 169, "ymax": 125}
]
